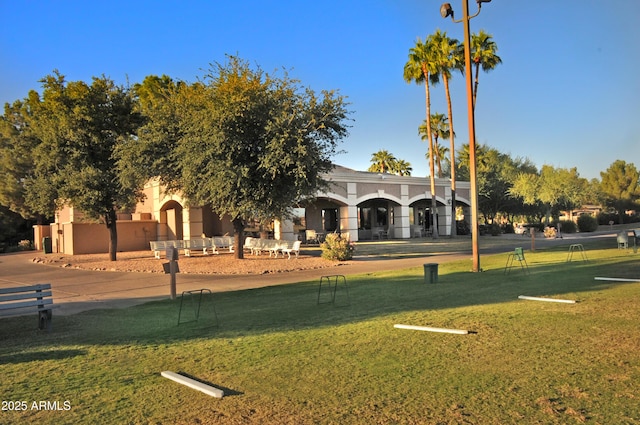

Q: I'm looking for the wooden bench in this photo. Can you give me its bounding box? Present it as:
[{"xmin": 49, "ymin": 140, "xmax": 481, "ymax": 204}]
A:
[{"xmin": 0, "ymin": 283, "xmax": 56, "ymax": 330}]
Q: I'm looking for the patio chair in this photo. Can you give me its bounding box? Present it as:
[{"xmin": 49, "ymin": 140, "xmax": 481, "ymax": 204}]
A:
[
  {"xmin": 504, "ymin": 247, "xmax": 529, "ymax": 275},
  {"xmin": 305, "ymin": 230, "xmax": 318, "ymax": 245}
]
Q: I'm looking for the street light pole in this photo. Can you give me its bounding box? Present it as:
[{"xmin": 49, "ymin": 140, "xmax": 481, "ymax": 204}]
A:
[
  {"xmin": 462, "ymin": 0, "xmax": 481, "ymax": 272},
  {"xmin": 440, "ymin": 0, "xmax": 490, "ymax": 272}
]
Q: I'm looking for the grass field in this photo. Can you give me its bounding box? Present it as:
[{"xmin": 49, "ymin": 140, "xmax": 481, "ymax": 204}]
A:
[{"xmin": 1, "ymin": 240, "xmax": 639, "ymax": 424}]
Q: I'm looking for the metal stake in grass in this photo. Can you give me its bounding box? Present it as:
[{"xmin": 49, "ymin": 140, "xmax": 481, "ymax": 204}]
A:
[
  {"xmin": 161, "ymin": 371, "xmax": 224, "ymax": 398},
  {"xmin": 518, "ymin": 295, "xmax": 576, "ymax": 304},
  {"xmin": 394, "ymin": 324, "xmax": 469, "ymax": 335}
]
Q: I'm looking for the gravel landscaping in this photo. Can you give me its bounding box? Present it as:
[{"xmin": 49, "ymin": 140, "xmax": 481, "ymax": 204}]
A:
[{"xmin": 31, "ymin": 250, "xmax": 345, "ymax": 274}]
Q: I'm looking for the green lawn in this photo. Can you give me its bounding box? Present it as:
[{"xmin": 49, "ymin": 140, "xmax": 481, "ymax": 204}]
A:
[{"xmin": 1, "ymin": 241, "xmax": 639, "ymax": 424}]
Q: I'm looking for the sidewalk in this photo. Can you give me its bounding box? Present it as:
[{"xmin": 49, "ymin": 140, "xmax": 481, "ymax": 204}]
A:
[{"xmin": 0, "ymin": 231, "xmax": 618, "ymax": 316}]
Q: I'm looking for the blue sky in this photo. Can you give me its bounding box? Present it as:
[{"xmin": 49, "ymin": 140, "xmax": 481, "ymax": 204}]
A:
[{"xmin": 2, "ymin": 0, "xmax": 639, "ymax": 180}]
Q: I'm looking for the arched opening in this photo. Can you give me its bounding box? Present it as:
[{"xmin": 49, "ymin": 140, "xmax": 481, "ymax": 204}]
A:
[
  {"xmin": 301, "ymin": 198, "xmax": 347, "ymax": 242},
  {"xmin": 357, "ymin": 198, "xmax": 401, "ymax": 240},
  {"xmin": 160, "ymin": 200, "xmax": 183, "ymax": 240},
  {"xmin": 408, "ymin": 199, "xmax": 439, "ymax": 238}
]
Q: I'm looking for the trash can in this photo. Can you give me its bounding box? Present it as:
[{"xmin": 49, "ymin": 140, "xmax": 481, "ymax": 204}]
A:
[
  {"xmin": 423, "ymin": 263, "xmax": 438, "ymax": 284},
  {"xmin": 42, "ymin": 237, "xmax": 52, "ymax": 254}
]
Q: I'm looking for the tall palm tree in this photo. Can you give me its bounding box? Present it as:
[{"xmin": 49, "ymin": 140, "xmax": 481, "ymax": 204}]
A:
[
  {"xmin": 368, "ymin": 150, "xmax": 397, "ymax": 174},
  {"xmin": 471, "ymin": 30, "xmax": 502, "ymax": 111},
  {"xmin": 434, "ymin": 143, "xmax": 450, "ymax": 178},
  {"xmin": 432, "ymin": 30, "xmax": 464, "ymax": 237},
  {"xmin": 404, "ymin": 36, "xmax": 440, "ymax": 238},
  {"xmin": 394, "ymin": 159, "xmax": 413, "ymax": 176},
  {"xmin": 420, "ymin": 113, "xmax": 452, "ymax": 178}
]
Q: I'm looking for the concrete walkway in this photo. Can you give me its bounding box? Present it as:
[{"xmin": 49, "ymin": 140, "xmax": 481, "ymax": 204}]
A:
[{"xmin": 0, "ymin": 231, "xmax": 620, "ymax": 316}]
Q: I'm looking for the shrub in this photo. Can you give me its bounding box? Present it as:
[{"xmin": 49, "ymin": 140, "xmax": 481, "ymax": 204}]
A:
[
  {"xmin": 18, "ymin": 240, "xmax": 33, "ymax": 251},
  {"xmin": 597, "ymin": 212, "xmax": 619, "ymax": 225},
  {"xmin": 502, "ymin": 223, "xmax": 515, "ymax": 234},
  {"xmin": 558, "ymin": 220, "xmax": 577, "ymax": 234},
  {"xmin": 320, "ymin": 233, "xmax": 355, "ymax": 261},
  {"xmin": 489, "ymin": 223, "xmax": 501, "ymax": 236},
  {"xmin": 543, "ymin": 226, "xmax": 557, "ymax": 238},
  {"xmin": 577, "ymin": 215, "xmax": 598, "ymax": 232},
  {"xmin": 456, "ymin": 220, "xmax": 470, "ymax": 235}
]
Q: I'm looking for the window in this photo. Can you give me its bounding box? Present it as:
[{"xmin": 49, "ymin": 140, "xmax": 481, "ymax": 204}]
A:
[{"xmin": 358, "ymin": 207, "xmax": 371, "ymax": 230}]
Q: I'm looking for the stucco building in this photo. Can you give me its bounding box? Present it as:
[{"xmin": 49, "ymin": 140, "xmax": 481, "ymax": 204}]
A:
[{"xmin": 36, "ymin": 165, "xmax": 472, "ymax": 254}]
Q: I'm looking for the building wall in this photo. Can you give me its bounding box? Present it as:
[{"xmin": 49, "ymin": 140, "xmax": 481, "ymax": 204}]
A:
[
  {"xmin": 50, "ymin": 165, "xmax": 473, "ymax": 253},
  {"xmin": 51, "ymin": 221, "xmax": 157, "ymax": 255}
]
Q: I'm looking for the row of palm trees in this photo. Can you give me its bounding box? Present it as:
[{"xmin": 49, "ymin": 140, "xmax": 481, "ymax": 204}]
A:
[
  {"xmin": 368, "ymin": 150, "xmax": 413, "ymax": 176},
  {"xmin": 403, "ymin": 29, "xmax": 501, "ymax": 237}
]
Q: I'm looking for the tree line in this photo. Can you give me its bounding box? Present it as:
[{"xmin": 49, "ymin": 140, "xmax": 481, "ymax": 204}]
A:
[
  {"xmin": 0, "ymin": 56, "xmax": 351, "ymax": 260},
  {"xmin": 367, "ymin": 145, "xmax": 640, "ymax": 227},
  {"xmin": 400, "ymin": 28, "xmax": 639, "ymax": 232}
]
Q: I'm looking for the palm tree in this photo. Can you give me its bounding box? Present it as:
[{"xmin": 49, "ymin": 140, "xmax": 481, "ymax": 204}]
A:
[
  {"xmin": 434, "ymin": 143, "xmax": 450, "ymax": 178},
  {"xmin": 420, "ymin": 113, "xmax": 452, "ymax": 178},
  {"xmin": 404, "ymin": 36, "xmax": 439, "ymax": 238},
  {"xmin": 368, "ymin": 150, "xmax": 397, "ymax": 174},
  {"xmin": 432, "ymin": 30, "xmax": 464, "ymax": 237},
  {"xmin": 471, "ymin": 30, "xmax": 502, "ymax": 111},
  {"xmin": 393, "ymin": 159, "xmax": 413, "ymax": 176}
]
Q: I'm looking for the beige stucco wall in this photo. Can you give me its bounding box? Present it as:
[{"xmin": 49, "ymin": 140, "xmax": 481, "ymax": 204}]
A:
[
  {"xmin": 53, "ymin": 221, "xmax": 157, "ymax": 255},
  {"xmin": 32, "ymin": 225, "xmax": 51, "ymax": 251}
]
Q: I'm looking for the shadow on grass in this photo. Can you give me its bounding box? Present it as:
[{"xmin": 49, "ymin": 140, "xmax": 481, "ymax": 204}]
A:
[
  {"xmin": 0, "ymin": 348, "xmax": 87, "ymax": 364},
  {"xmin": 1, "ymin": 242, "xmax": 638, "ymax": 348}
]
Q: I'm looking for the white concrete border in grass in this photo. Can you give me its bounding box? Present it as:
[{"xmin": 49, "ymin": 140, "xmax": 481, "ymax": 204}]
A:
[
  {"xmin": 161, "ymin": 371, "xmax": 224, "ymax": 398},
  {"xmin": 594, "ymin": 277, "xmax": 640, "ymax": 282},
  {"xmin": 394, "ymin": 324, "xmax": 469, "ymax": 335},
  {"xmin": 518, "ymin": 295, "xmax": 576, "ymax": 304}
]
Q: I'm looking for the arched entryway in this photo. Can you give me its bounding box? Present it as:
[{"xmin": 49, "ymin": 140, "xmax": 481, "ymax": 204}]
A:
[
  {"xmin": 300, "ymin": 198, "xmax": 349, "ymax": 242},
  {"xmin": 408, "ymin": 199, "xmax": 439, "ymax": 237},
  {"xmin": 356, "ymin": 198, "xmax": 401, "ymax": 240},
  {"xmin": 159, "ymin": 200, "xmax": 183, "ymax": 240}
]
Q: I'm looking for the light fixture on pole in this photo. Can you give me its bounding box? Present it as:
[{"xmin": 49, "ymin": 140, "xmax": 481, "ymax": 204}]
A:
[{"xmin": 439, "ymin": 0, "xmax": 491, "ymax": 272}]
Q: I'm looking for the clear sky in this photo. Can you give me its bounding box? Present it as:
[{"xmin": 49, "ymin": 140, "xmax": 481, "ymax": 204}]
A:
[{"xmin": 1, "ymin": 0, "xmax": 639, "ymax": 180}]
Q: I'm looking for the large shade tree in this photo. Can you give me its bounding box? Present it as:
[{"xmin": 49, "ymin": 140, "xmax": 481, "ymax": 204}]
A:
[
  {"xmin": 129, "ymin": 56, "xmax": 350, "ymax": 258},
  {"xmin": 0, "ymin": 95, "xmax": 42, "ymax": 220},
  {"xmin": 599, "ymin": 160, "xmax": 640, "ymax": 224},
  {"xmin": 3, "ymin": 72, "xmax": 143, "ymax": 261},
  {"xmin": 511, "ymin": 165, "xmax": 589, "ymax": 224}
]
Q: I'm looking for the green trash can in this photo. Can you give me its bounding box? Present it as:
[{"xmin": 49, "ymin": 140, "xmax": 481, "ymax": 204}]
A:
[
  {"xmin": 423, "ymin": 263, "xmax": 438, "ymax": 284},
  {"xmin": 42, "ymin": 236, "xmax": 52, "ymax": 254}
]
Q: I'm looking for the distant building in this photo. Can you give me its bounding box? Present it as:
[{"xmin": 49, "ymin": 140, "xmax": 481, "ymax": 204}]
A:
[{"xmin": 36, "ymin": 165, "xmax": 472, "ymax": 254}]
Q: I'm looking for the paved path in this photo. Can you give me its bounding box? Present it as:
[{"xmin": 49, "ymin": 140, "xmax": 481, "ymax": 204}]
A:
[{"xmin": 0, "ymin": 231, "xmax": 619, "ymax": 316}]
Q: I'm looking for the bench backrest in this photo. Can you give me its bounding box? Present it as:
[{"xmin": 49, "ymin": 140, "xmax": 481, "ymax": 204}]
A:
[{"xmin": 0, "ymin": 284, "xmax": 54, "ymax": 315}]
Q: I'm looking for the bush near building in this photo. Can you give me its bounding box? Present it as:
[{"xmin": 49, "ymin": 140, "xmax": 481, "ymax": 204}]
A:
[
  {"xmin": 320, "ymin": 233, "xmax": 354, "ymax": 261},
  {"xmin": 577, "ymin": 214, "xmax": 598, "ymax": 232}
]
